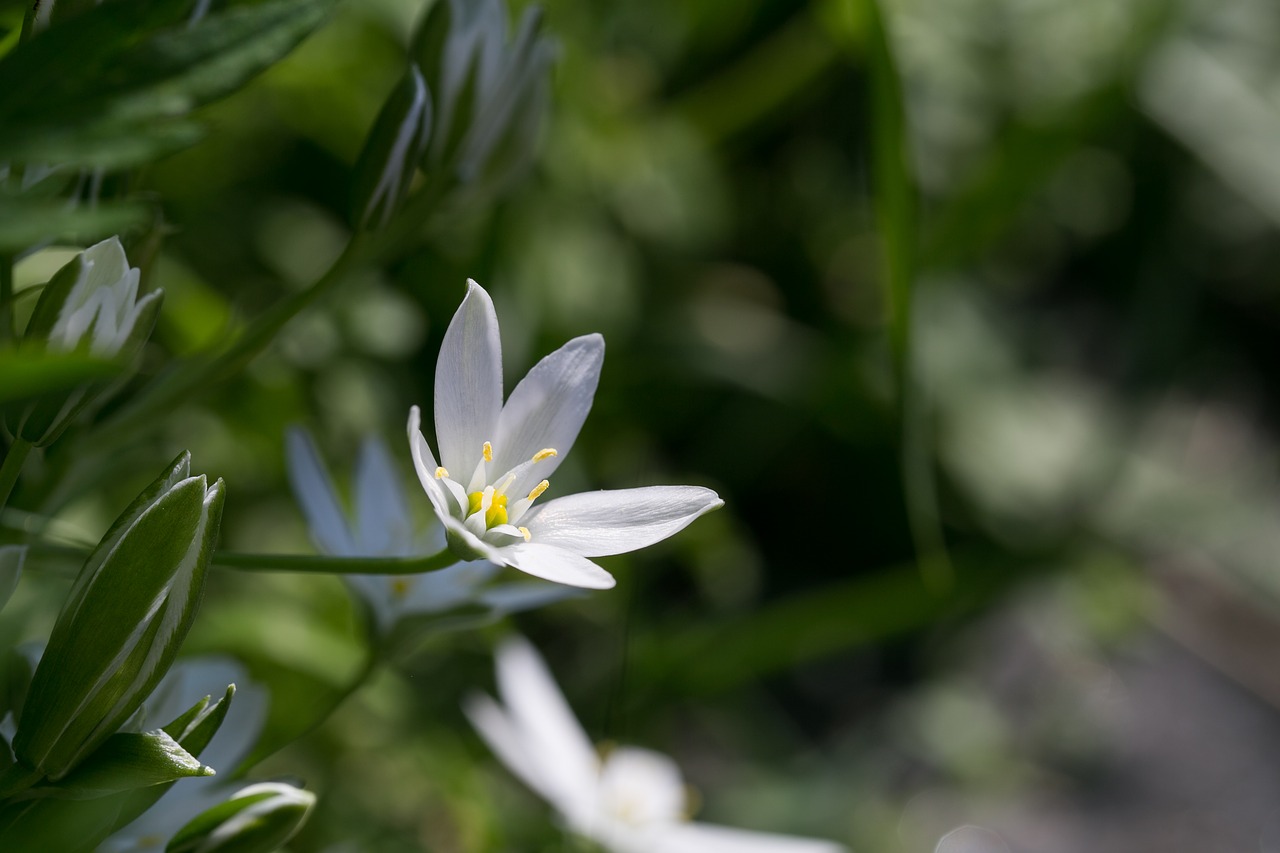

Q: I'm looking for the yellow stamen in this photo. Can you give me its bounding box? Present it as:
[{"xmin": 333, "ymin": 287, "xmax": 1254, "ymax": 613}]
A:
[
  {"xmin": 482, "ymin": 441, "xmax": 493, "ymax": 462},
  {"xmin": 532, "ymin": 448, "xmax": 558, "ymax": 462},
  {"xmin": 391, "ymin": 579, "xmax": 411, "ymax": 599},
  {"xmin": 434, "ymin": 466, "xmax": 449, "ymax": 479},
  {"xmin": 518, "ymin": 526, "xmax": 531, "ymax": 542},
  {"xmin": 527, "ymin": 479, "xmax": 549, "ymax": 501}
]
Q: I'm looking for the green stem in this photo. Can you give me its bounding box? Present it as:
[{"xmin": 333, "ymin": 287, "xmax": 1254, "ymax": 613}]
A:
[
  {"xmin": 0, "ymin": 253, "xmax": 14, "ymax": 343},
  {"xmin": 214, "ymin": 548, "xmax": 459, "ymax": 576},
  {"xmin": 0, "ymin": 438, "xmax": 32, "ymax": 515}
]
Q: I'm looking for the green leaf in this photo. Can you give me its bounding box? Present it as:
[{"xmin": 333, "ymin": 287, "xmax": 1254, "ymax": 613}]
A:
[
  {"xmin": 0, "ymin": 0, "xmax": 337, "ymax": 167},
  {"xmin": 109, "ymin": 685, "xmax": 236, "ymax": 838},
  {"xmin": 0, "ymin": 195, "xmax": 150, "ymax": 253},
  {"xmin": 41, "ymin": 730, "xmax": 212, "ymax": 800},
  {"xmin": 164, "ymin": 683, "xmax": 236, "ymax": 758},
  {"xmin": 0, "ymin": 794, "xmax": 120, "ymax": 853}
]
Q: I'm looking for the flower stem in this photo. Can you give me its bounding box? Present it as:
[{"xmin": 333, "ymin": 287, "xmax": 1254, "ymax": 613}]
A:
[
  {"xmin": 0, "ymin": 437, "xmax": 32, "ymax": 515},
  {"xmin": 213, "ymin": 548, "xmax": 459, "ymax": 576},
  {"xmin": 0, "ymin": 253, "xmax": 13, "ymax": 342}
]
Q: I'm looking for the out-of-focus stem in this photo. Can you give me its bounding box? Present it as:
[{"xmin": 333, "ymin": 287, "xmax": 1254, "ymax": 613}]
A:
[
  {"xmin": 214, "ymin": 548, "xmax": 460, "ymax": 576},
  {"xmin": 0, "ymin": 438, "xmax": 32, "ymax": 515},
  {"xmin": 0, "ymin": 253, "xmax": 14, "ymax": 343}
]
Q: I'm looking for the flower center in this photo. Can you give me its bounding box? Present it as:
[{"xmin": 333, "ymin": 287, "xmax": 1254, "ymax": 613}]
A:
[
  {"xmin": 434, "ymin": 441, "xmax": 557, "ymax": 541},
  {"xmin": 468, "ymin": 490, "xmax": 508, "ymax": 526}
]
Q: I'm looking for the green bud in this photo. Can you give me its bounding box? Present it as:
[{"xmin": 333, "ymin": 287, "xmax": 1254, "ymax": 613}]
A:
[
  {"xmin": 166, "ymin": 782, "xmax": 316, "ymax": 853},
  {"xmin": 13, "ymin": 452, "xmax": 224, "ymax": 780},
  {"xmin": 410, "ymin": 0, "xmax": 553, "ymax": 189},
  {"xmin": 10, "ymin": 236, "xmax": 163, "ymax": 446},
  {"xmin": 351, "ymin": 64, "xmax": 434, "ymax": 230}
]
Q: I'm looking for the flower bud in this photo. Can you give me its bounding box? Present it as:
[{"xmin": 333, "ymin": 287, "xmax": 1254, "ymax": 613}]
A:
[
  {"xmin": 410, "ymin": 0, "xmax": 554, "ymax": 189},
  {"xmin": 12, "ymin": 452, "xmax": 224, "ymax": 780},
  {"xmin": 10, "ymin": 236, "xmax": 162, "ymax": 446},
  {"xmin": 165, "ymin": 782, "xmax": 316, "ymax": 853},
  {"xmin": 351, "ymin": 64, "xmax": 434, "ymax": 230}
]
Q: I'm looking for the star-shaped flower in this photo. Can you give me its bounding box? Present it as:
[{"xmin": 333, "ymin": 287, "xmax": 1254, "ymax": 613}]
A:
[
  {"xmin": 466, "ymin": 637, "xmax": 848, "ymax": 853},
  {"xmin": 285, "ymin": 427, "xmax": 576, "ymax": 634},
  {"xmin": 408, "ymin": 280, "xmax": 723, "ymax": 589}
]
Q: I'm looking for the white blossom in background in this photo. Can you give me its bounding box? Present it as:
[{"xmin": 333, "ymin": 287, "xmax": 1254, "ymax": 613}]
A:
[
  {"xmin": 286, "ymin": 427, "xmax": 576, "ymax": 634},
  {"xmin": 409, "ymin": 280, "xmax": 723, "ymax": 590},
  {"xmin": 466, "ymin": 636, "xmax": 847, "ymax": 853},
  {"xmin": 47, "ymin": 236, "xmax": 160, "ymax": 356}
]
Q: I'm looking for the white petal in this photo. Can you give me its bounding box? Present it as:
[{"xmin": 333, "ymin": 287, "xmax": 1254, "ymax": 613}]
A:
[
  {"xmin": 463, "ymin": 692, "xmax": 559, "ymax": 804},
  {"xmin": 498, "ymin": 542, "xmax": 617, "ymax": 589},
  {"xmin": 344, "ymin": 574, "xmax": 398, "ymax": 630},
  {"xmin": 659, "ymin": 823, "xmax": 848, "ymax": 853},
  {"xmin": 494, "ymin": 636, "xmax": 601, "ymax": 823},
  {"xmin": 434, "ymin": 280, "xmax": 503, "ymax": 475},
  {"xmin": 401, "ymin": 562, "xmax": 496, "ymax": 613},
  {"xmin": 284, "ymin": 427, "xmax": 357, "ymax": 557},
  {"xmin": 523, "ymin": 486, "xmax": 723, "ymax": 557},
  {"xmin": 493, "ymin": 333, "xmax": 604, "ymax": 495},
  {"xmin": 354, "ymin": 436, "xmax": 414, "ymax": 557},
  {"xmin": 408, "ymin": 406, "xmax": 454, "ymax": 521}
]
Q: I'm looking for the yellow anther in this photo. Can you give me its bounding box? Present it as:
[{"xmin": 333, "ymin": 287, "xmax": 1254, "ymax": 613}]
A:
[
  {"xmin": 527, "ymin": 479, "xmax": 550, "ymax": 501},
  {"xmin": 391, "ymin": 579, "xmax": 411, "ymax": 599},
  {"xmin": 532, "ymin": 448, "xmax": 558, "ymax": 462},
  {"xmin": 518, "ymin": 526, "xmax": 531, "ymax": 542},
  {"xmin": 434, "ymin": 466, "xmax": 449, "ymax": 479},
  {"xmin": 482, "ymin": 441, "xmax": 493, "ymax": 462}
]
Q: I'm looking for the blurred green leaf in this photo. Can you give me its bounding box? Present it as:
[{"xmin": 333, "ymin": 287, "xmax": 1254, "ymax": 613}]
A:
[
  {"xmin": 0, "ymin": 0, "xmax": 337, "ymax": 167},
  {"xmin": 0, "ymin": 196, "xmax": 150, "ymax": 253},
  {"xmin": 635, "ymin": 549, "xmax": 1040, "ymax": 696},
  {"xmin": 0, "ymin": 349, "xmax": 122, "ymax": 405}
]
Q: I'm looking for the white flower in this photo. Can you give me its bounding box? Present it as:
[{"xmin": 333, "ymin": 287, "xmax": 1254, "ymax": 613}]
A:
[
  {"xmin": 408, "ymin": 280, "xmax": 723, "ymax": 590},
  {"xmin": 47, "ymin": 236, "xmax": 160, "ymax": 357},
  {"xmin": 286, "ymin": 427, "xmax": 576, "ymax": 633},
  {"xmin": 465, "ymin": 637, "xmax": 848, "ymax": 853}
]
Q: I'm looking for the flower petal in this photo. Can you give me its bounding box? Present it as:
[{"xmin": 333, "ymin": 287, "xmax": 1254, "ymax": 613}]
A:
[
  {"xmin": 409, "ymin": 406, "xmax": 455, "ymax": 521},
  {"xmin": 434, "ymin": 280, "xmax": 503, "ymax": 475},
  {"xmin": 658, "ymin": 823, "xmax": 848, "ymax": 853},
  {"xmin": 497, "ymin": 542, "xmax": 617, "ymax": 589},
  {"xmin": 463, "ymin": 692, "xmax": 556, "ymax": 803},
  {"xmin": 354, "ymin": 436, "xmax": 415, "ymax": 557},
  {"xmin": 493, "ymin": 636, "xmax": 601, "ymax": 823},
  {"xmin": 493, "ymin": 333, "xmax": 604, "ymax": 495},
  {"xmin": 523, "ymin": 486, "xmax": 723, "ymax": 557},
  {"xmin": 284, "ymin": 428, "xmax": 357, "ymax": 557}
]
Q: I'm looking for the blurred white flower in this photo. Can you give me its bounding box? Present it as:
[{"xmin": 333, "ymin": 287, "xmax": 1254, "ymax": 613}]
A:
[
  {"xmin": 286, "ymin": 427, "xmax": 575, "ymax": 633},
  {"xmin": 47, "ymin": 236, "xmax": 160, "ymax": 357},
  {"xmin": 466, "ymin": 637, "xmax": 847, "ymax": 853},
  {"xmin": 409, "ymin": 280, "xmax": 723, "ymax": 590}
]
